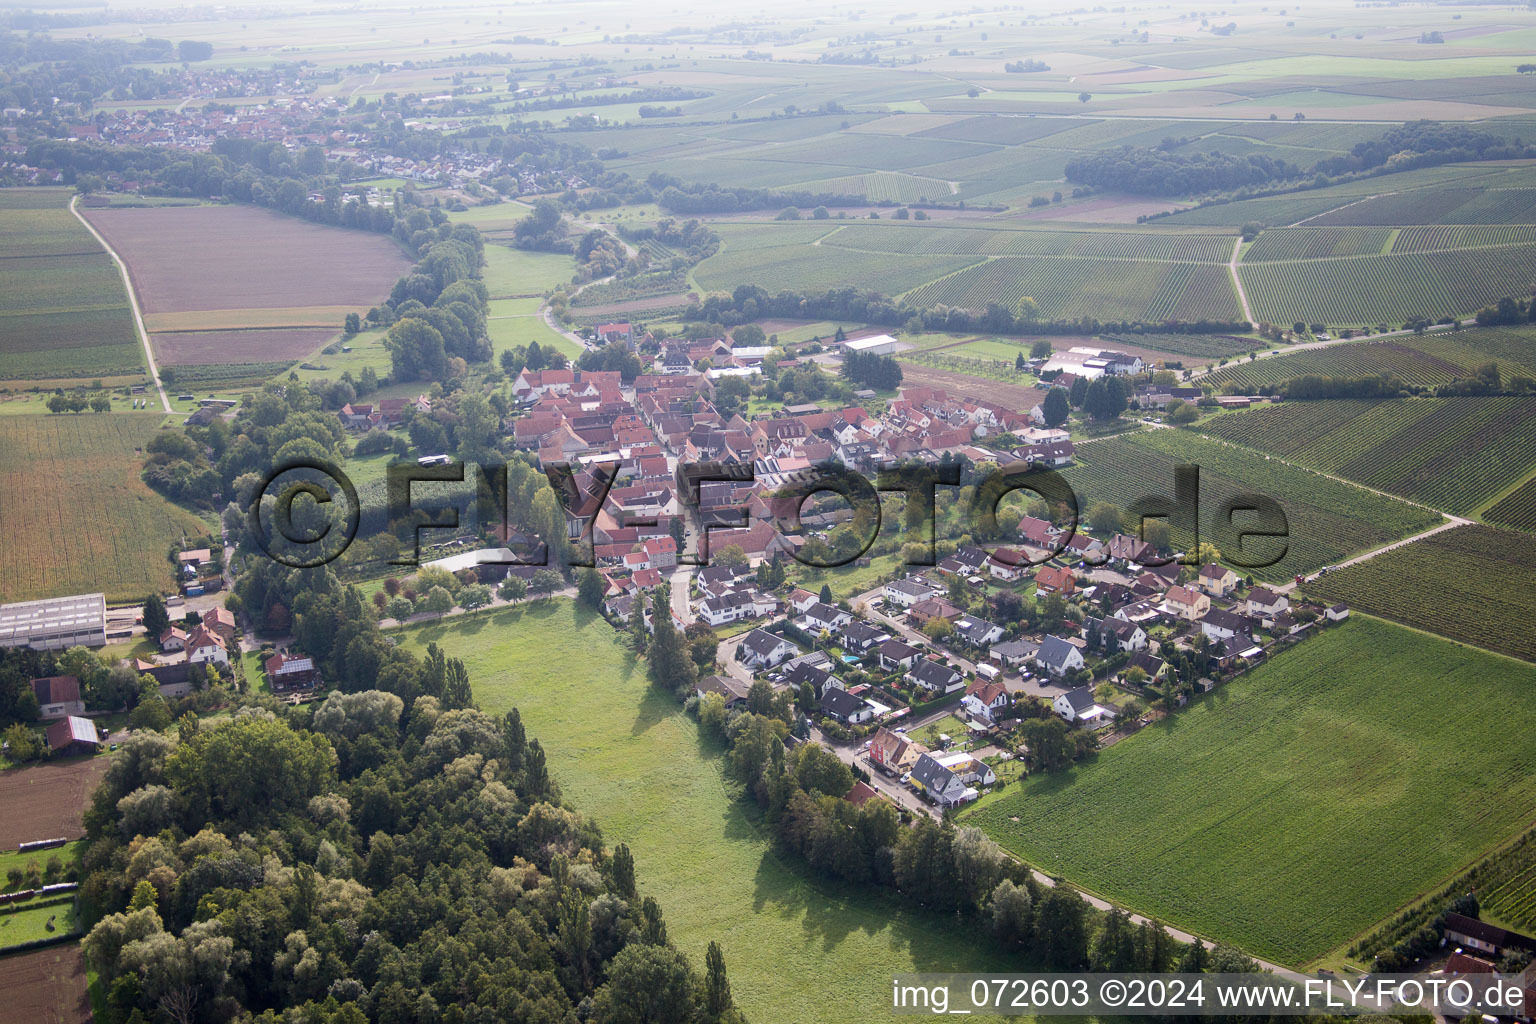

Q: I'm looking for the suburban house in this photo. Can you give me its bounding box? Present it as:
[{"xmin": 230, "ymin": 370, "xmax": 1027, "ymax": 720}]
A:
[
  {"xmin": 876, "ymin": 638, "xmax": 921, "ymax": 672},
  {"xmin": 696, "ymin": 674, "xmax": 751, "ymax": 709},
  {"xmin": 841, "ymin": 619, "xmax": 888, "ymax": 654},
  {"xmin": 985, "ymin": 550, "xmax": 1030, "ymax": 582},
  {"xmin": 907, "ymin": 659, "xmax": 964, "ymax": 694},
  {"xmin": 185, "ymin": 625, "xmax": 229, "ymax": 666},
  {"xmin": 1120, "ymin": 650, "xmax": 1167, "ymax": 684},
  {"xmin": 30, "ymin": 676, "xmax": 84, "ymax": 720},
  {"xmin": 44, "ymin": 715, "xmax": 101, "ymax": 757},
  {"xmin": 159, "ymin": 626, "xmax": 187, "ymax": 652},
  {"xmin": 787, "ymin": 588, "xmax": 820, "ymax": 615},
  {"xmin": 953, "ymin": 616, "xmax": 1004, "ymax": 647},
  {"xmin": 1201, "ymin": 608, "xmax": 1252, "ymax": 644},
  {"xmin": 1108, "ymin": 533, "xmax": 1155, "ymax": 567},
  {"xmin": 908, "ymin": 752, "xmax": 976, "ymax": 807},
  {"xmin": 1035, "ymin": 635, "xmax": 1086, "ymax": 678},
  {"xmin": 699, "ymin": 591, "xmax": 758, "ymax": 626},
  {"xmin": 1052, "ymin": 686, "xmax": 1117, "ymax": 727},
  {"xmin": 1099, "ymin": 620, "xmax": 1148, "ymax": 654},
  {"xmin": 1197, "ymin": 563, "xmax": 1241, "ymax": 598},
  {"xmin": 265, "ymin": 652, "xmax": 319, "ymax": 692},
  {"xmin": 1162, "ymin": 584, "xmax": 1211, "ymax": 621},
  {"xmin": 801, "ymin": 601, "xmax": 851, "ymax": 633},
  {"xmin": 1034, "ymin": 565, "xmax": 1076, "ymax": 596},
  {"xmin": 869, "ymin": 726, "xmax": 924, "ymax": 774},
  {"xmin": 883, "ymin": 578, "xmax": 937, "ymax": 609},
  {"xmin": 990, "ymin": 638, "xmax": 1040, "ymax": 667},
  {"xmin": 961, "ymin": 680, "xmax": 1010, "ymax": 724},
  {"xmin": 1245, "ymin": 588, "xmax": 1289, "ymax": 618},
  {"xmin": 907, "ymin": 597, "xmax": 963, "ymax": 626},
  {"xmin": 736, "ymin": 629, "xmax": 798, "ymax": 670},
  {"xmin": 934, "ymin": 751, "xmax": 997, "ymax": 787},
  {"xmin": 821, "ymin": 687, "xmax": 876, "ymax": 725}
]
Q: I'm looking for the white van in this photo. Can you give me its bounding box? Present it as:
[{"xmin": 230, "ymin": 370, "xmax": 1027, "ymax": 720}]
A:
[{"xmin": 975, "ymin": 663, "xmax": 1001, "ymax": 681}]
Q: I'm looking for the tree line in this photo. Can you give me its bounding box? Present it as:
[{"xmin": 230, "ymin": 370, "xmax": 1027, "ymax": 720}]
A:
[
  {"xmin": 687, "ymin": 284, "xmax": 1249, "ymax": 337},
  {"xmin": 74, "ymin": 561, "xmax": 745, "ymax": 1024}
]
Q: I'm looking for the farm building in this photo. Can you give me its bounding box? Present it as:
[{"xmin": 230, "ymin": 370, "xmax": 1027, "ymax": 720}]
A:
[
  {"xmin": 0, "ymin": 593, "xmax": 106, "ymax": 650},
  {"xmin": 44, "ymin": 715, "xmax": 102, "ymax": 757},
  {"xmin": 30, "ymin": 676, "xmax": 84, "ymax": 720},
  {"xmin": 841, "ymin": 334, "xmax": 902, "ymax": 356}
]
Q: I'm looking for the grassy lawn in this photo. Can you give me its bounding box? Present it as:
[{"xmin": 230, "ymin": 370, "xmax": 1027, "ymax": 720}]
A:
[
  {"xmin": 0, "ymin": 841, "xmax": 83, "ymax": 885},
  {"xmin": 790, "ymin": 551, "xmax": 903, "ymax": 602},
  {"xmin": 0, "ymin": 899, "xmax": 78, "ymax": 949},
  {"xmin": 963, "ymin": 616, "xmax": 1536, "ymax": 967},
  {"xmin": 395, "ymin": 599, "xmax": 1014, "ymax": 1024}
]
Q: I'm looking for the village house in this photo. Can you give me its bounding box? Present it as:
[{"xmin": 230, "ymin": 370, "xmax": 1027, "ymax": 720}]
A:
[
  {"xmin": 159, "ymin": 626, "xmax": 187, "ymax": 652},
  {"xmin": 265, "ymin": 652, "xmax": 319, "ymax": 692},
  {"xmin": 1119, "ymin": 650, "xmax": 1167, "ymax": 684},
  {"xmin": 990, "ymin": 638, "xmax": 1040, "ymax": 667},
  {"xmin": 185, "ymin": 625, "xmax": 229, "ymax": 666},
  {"xmin": 698, "ymin": 590, "xmax": 758, "ymax": 627},
  {"xmin": 934, "ymin": 751, "xmax": 997, "ymax": 787}
]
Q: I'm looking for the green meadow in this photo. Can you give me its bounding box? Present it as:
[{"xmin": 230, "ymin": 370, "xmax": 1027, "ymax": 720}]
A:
[{"xmin": 397, "ymin": 600, "xmax": 1014, "ymax": 1024}]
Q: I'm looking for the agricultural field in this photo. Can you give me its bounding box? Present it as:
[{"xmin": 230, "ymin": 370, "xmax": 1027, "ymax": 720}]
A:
[
  {"xmin": 481, "ymin": 243, "xmax": 576, "ymax": 298},
  {"xmin": 1097, "ymin": 331, "xmax": 1258, "ymax": 361},
  {"xmin": 0, "ymin": 416, "xmax": 208, "ymax": 604},
  {"xmin": 1480, "ymin": 833, "xmax": 1536, "ymax": 935},
  {"xmin": 1308, "ymin": 187, "xmax": 1536, "ymax": 226},
  {"xmin": 0, "ymin": 758, "xmax": 109, "ymax": 850},
  {"xmin": 396, "ymin": 600, "xmax": 1014, "ymax": 1024},
  {"xmin": 1238, "ymin": 247, "xmax": 1536, "ymax": 326},
  {"xmin": 1308, "ymin": 524, "xmax": 1536, "ymax": 662},
  {"xmin": 0, "ymin": 189, "xmax": 141, "ymax": 382},
  {"xmin": 902, "ymin": 256, "xmax": 1240, "ymax": 322},
  {"xmin": 1204, "ymin": 333, "xmax": 1536, "ymax": 392},
  {"xmin": 964, "ymin": 617, "xmax": 1536, "ymax": 967},
  {"xmin": 1483, "ymin": 476, "xmax": 1536, "ymax": 532},
  {"xmin": 693, "ymin": 244, "xmax": 978, "ymax": 297},
  {"xmin": 1059, "ymin": 429, "xmax": 1442, "ymax": 582},
  {"xmin": 1242, "ymin": 227, "xmax": 1393, "ymax": 261},
  {"xmin": 80, "ymin": 205, "xmax": 410, "ymax": 366},
  {"xmin": 0, "ymin": 945, "xmax": 92, "ymax": 1024},
  {"xmin": 1198, "ymin": 397, "xmax": 1536, "ymax": 516}
]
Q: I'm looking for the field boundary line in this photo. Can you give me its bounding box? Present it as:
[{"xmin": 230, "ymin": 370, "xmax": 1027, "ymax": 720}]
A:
[
  {"xmin": 1288, "ymin": 192, "xmax": 1384, "ymax": 228},
  {"xmin": 70, "ymin": 194, "xmax": 168, "ymax": 413},
  {"xmin": 1228, "ymin": 236, "xmax": 1255, "ymax": 326}
]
